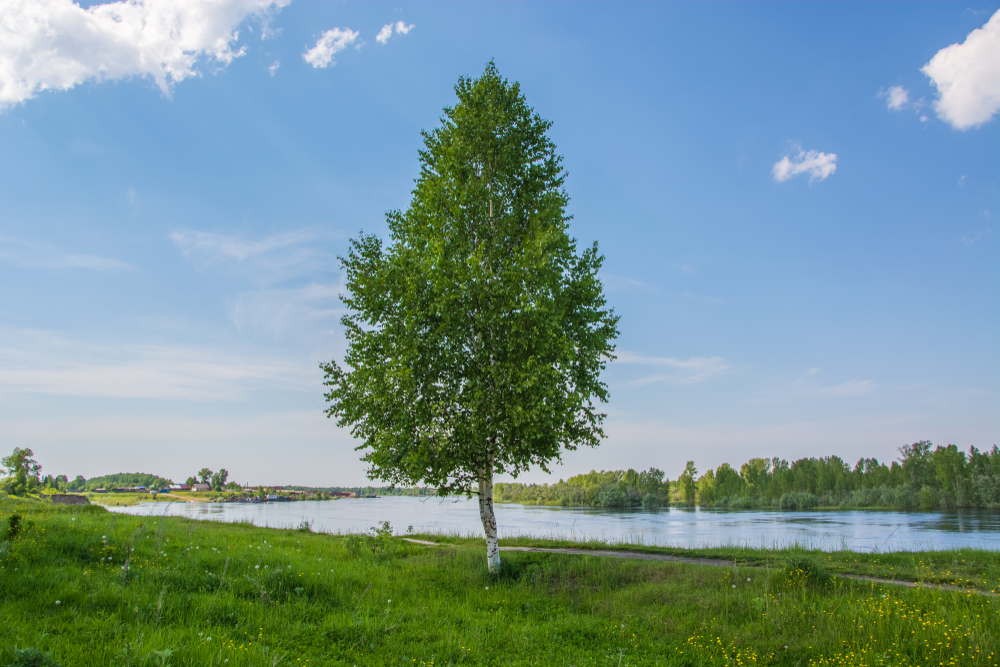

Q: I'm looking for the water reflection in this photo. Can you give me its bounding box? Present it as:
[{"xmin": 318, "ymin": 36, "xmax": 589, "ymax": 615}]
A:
[{"xmin": 111, "ymin": 497, "xmax": 1000, "ymax": 553}]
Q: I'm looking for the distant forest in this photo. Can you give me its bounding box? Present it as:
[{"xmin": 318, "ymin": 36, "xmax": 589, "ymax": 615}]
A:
[
  {"xmin": 68, "ymin": 472, "xmax": 173, "ymax": 491},
  {"xmin": 495, "ymin": 442, "xmax": 1000, "ymax": 510},
  {"xmin": 286, "ymin": 486, "xmax": 438, "ymax": 497}
]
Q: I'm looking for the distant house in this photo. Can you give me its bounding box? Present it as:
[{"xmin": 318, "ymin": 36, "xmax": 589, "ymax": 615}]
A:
[
  {"xmin": 167, "ymin": 484, "xmax": 189, "ymax": 491},
  {"xmin": 192, "ymin": 484, "xmax": 211, "ymax": 492},
  {"xmin": 94, "ymin": 488, "xmax": 107, "ymax": 494},
  {"xmin": 266, "ymin": 495, "xmax": 278, "ymax": 501}
]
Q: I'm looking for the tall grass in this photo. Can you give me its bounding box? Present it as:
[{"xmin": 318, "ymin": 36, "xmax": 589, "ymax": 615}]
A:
[{"xmin": 1, "ymin": 496, "xmax": 998, "ymax": 666}]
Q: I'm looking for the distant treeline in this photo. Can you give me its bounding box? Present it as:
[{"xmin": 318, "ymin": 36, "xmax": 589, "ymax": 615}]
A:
[
  {"xmin": 289, "ymin": 486, "xmax": 438, "ymax": 497},
  {"xmin": 686, "ymin": 442, "xmax": 1000, "ymax": 510},
  {"xmin": 495, "ymin": 468, "xmax": 668, "ymax": 508},
  {"xmin": 67, "ymin": 473, "xmax": 173, "ymax": 491},
  {"xmin": 494, "ymin": 442, "xmax": 1000, "ymax": 510}
]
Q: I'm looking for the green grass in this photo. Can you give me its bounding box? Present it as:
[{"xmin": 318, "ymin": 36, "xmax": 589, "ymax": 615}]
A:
[
  {"xmin": 84, "ymin": 493, "xmax": 188, "ymax": 507},
  {"xmin": 1, "ymin": 496, "xmax": 998, "ymax": 667}
]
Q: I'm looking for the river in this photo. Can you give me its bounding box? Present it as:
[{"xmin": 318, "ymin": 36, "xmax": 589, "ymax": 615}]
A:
[{"xmin": 109, "ymin": 496, "xmax": 1000, "ymax": 552}]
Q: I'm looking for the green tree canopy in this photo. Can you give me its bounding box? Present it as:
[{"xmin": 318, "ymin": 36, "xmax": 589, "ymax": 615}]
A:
[
  {"xmin": 211, "ymin": 469, "xmax": 229, "ymax": 491},
  {"xmin": 322, "ymin": 62, "xmax": 619, "ymax": 573},
  {"xmin": 1, "ymin": 447, "xmax": 42, "ymax": 497}
]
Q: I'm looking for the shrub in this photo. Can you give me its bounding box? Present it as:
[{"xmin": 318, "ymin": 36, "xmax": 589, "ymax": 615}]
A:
[
  {"xmin": 641, "ymin": 493, "xmax": 660, "ymax": 509},
  {"xmin": 344, "ymin": 521, "xmax": 396, "ymax": 560},
  {"xmin": 4, "ymin": 648, "xmax": 62, "ymax": 667},
  {"xmin": 7, "ymin": 512, "xmax": 22, "ymax": 540},
  {"xmin": 919, "ymin": 485, "xmax": 938, "ymax": 510},
  {"xmin": 888, "ymin": 485, "xmax": 918, "ymax": 509},
  {"xmin": 778, "ymin": 493, "xmax": 819, "ymax": 510},
  {"xmin": 598, "ymin": 486, "xmax": 626, "ymax": 508},
  {"xmin": 783, "ymin": 556, "xmax": 831, "ymax": 588}
]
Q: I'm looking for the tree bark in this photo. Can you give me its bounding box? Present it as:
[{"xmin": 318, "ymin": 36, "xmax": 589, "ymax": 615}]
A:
[{"xmin": 477, "ymin": 466, "xmax": 501, "ymax": 574}]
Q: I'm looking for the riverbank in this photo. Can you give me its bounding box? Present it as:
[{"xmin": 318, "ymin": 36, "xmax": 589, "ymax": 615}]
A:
[{"xmin": 1, "ymin": 496, "xmax": 997, "ymax": 666}]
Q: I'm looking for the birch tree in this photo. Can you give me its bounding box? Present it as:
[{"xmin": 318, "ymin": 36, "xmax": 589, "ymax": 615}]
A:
[{"xmin": 321, "ymin": 63, "xmax": 618, "ymax": 573}]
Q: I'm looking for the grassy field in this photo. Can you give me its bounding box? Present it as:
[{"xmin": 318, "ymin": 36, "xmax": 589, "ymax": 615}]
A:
[
  {"xmin": 83, "ymin": 493, "xmax": 188, "ymax": 507},
  {"xmin": 1, "ymin": 497, "xmax": 997, "ymax": 667}
]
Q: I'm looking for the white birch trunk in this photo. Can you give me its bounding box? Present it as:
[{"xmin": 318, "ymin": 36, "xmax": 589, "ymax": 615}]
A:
[{"xmin": 477, "ymin": 468, "xmax": 501, "ymax": 574}]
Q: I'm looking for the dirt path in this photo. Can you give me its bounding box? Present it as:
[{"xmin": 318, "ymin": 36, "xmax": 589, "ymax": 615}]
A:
[{"xmin": 401, "ymin": 539, "xmax": 995, "ymax": 597}]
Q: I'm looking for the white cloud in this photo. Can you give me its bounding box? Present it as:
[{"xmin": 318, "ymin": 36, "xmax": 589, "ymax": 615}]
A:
[
  {"xmin": 772, "ymin": 149, "xmax": 837, "ymax": 183},
  {"xmin": 921, "ymin": 9, "xmax": 1000, "ymax": 130},
  {"xmin": 0, "ymin": 0, "xmax": 290, "ymax": 110},
  {"xmin": 0, "ymin": 235, "xmax": 130, "ymax": 271},
  {"xmin": 616, "ymin": 352, "xmax": 730, "ymax": 385},
  {"xmin": 170, "ymin": 229, "xmax": 312, "ymax": 263},
  {"xmin": 376, "ymin": 20, "xmax": 414, "ymax": 44},
  {"xmin": 170, "ymin": 228, "xmax": 338, "ymax": 287},
  {"xmin": 673, "ymin": 263, "xmax": 697, "ymax": 275},
  {"xmin": 232, "ymin": 283, "xmax": 343, "ymax": 340},
  {"xmin": 883, "ymin": 85, "xmax": 910, "ymax": 110},
  {"xmin": 268, "ymin": 60, "xmax": 280, "ymax": 76},
  {"xmin": 600, "ymin": 273, "xmax": 656, "ymax": 293},
  {"xmin": 302, "ymin": 27, "xmax": 359, "ymax": 68},
  {"xmin": 813, "ymin": 379, "xmax": 878, "ymax": 398},
  {"xmin": 125, "ymin": 186, "xmax": 140, "ymax": 214},
  {"xmin": 0, "ymin": 327, "xmax": 313, "ymax": 400}
]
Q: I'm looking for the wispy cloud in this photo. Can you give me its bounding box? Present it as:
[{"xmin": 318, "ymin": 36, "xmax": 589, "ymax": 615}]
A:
[
  {"xmin": 377, "ymin": 20, "xmax": 415, "ymax": 44},
  {"xmin": 616, "ymin": 352, "xmax": 730, "ymax": 385},
  {"xmin": 268, "ymin": 60, "xmax": 281, "ymax": 76},
  {"xmin": 302, "ymin": 27, "xmax": 360, "ymax": 68},
  {"xmin": 170, "ymin": 228, "xmax": 336, "ymax": 286},
  {"xmin": 961, "ymin": 229, "xmax": 992, "ymax": 245},
  {"xmin": 814, "ymin": 379, "xmax": 878, "ymax": 397},
  {"xmin": 922, "ymin": 8, "xmax": 1000, "ymax": 130},
  {"xmin": 170, "ymin": 229, "xmax": 312, "ymax": 263},
  {"xmin": 0, "ymin": 327, "xmax": 311, "ymax": 400},
  {"xmin": 125, "ymin": 187, "xmax": 140, "ymax": 214},
  {"xmin": 673, "ymin": 263, "xmax": 697, "ymax": 276},
  {"xmin": 600, "ymin": 273, "xmax": 656, "ymax": 293},
  {"xmin": 789, "ymin": 368, "xmax": 878, "ymax": 398},
  {"xmin": 0, "ymin": 0, "xmax": 291, "ymax": 110},
  {"xmin": 0, "ymin": 236, "xmax": 130, "ymax": 271},
  {"xmin": 773, "ymin": 147, "xmax": 837, "ymax": 183},
  {"xmin": 680, "ymin": 291, "xmax": 724, "ymax": 304},
  {"xmin": 232, "ymin": 283, "xmax": 343, "ymax": 340}
]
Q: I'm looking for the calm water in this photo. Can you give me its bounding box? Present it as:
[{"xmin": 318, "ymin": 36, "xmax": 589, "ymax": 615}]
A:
[
  {"xmin": 111, "ymin": 497, "xmax": 1000, "ymax": 553},
  {"xmin": 109, "ymin": 497, "xmax": 1000, "ymax": 551}
]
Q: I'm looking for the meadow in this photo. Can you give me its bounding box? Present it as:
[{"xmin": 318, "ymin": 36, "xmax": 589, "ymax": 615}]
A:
[{"xmin": 1, "ymin": 496, "xmax": 998, "ymax": 667}]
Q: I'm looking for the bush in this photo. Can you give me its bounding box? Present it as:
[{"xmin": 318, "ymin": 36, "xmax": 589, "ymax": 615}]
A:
[
  {"xmin": 4, "ymin": 648, "xmax": 62, "ymax": 667},
  {"xmin": 726, "ymin": 495, "xmax": 760, "ymax": 510},
  {"xmin": 7, "ymin": 512, "xmax": 22, "ymax": 540},
  {"xmin": 888, "ymin": 485, "xmax": 918, "ymax": 509},
  {"xmin": 919, "ymin": 485, "xmax": 938, "ymax": 510},
  {"xmin": 849, "ymin": 487, "xmax": 882, "ymax": 507},
  {"xmin": 598, "ymin": 486, "xmax": 626, "ymax": 508},
  {"xmin": 641, "ymin": 493, "xmax": 660, "ymax": 509},
  {"xmin": 778, "ymin": 493, "xmax": 819, "ymax": 510},
  {"xmin": 783, "ymin": 556, "xmax": 831, "ymax": 588},
  {"xmin": 344, "ymin": 521, "xmax": 396, "ymax": 560}
]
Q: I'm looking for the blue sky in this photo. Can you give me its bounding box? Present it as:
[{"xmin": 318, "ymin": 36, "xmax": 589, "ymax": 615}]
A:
[{"xmin": 1, "ymin": 1, "xmax": 997, "ymax": 486}]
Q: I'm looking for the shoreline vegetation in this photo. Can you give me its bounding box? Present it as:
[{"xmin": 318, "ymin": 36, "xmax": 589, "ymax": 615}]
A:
[
  {"xmin": 1, "ymin": 495, "xmax": 997, "ymax": 667},
  {"xmin": 496, "ymin": 442, "xmax": 1000, "ymax": 511},
  {"xmin": 7, "ymin": 441, "xmax": 1000, "ymax": 513}
]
